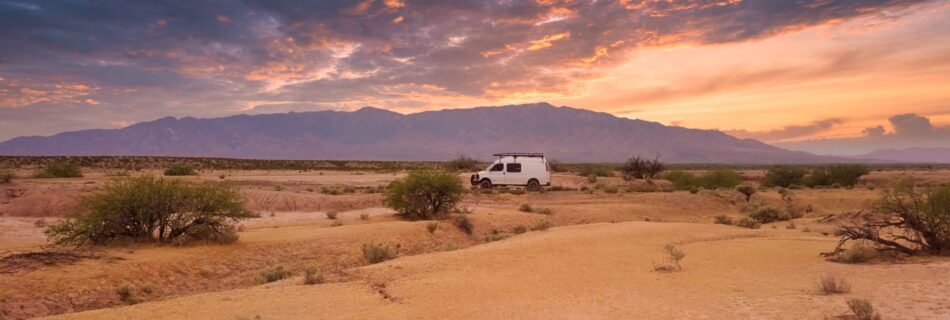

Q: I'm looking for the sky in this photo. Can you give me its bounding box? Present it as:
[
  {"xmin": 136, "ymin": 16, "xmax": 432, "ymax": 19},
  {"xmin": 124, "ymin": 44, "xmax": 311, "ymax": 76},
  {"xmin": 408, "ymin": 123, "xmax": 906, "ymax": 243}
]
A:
[{"xmin": 0, "ymin": 0, "xmax": 948, "ymax": 155}]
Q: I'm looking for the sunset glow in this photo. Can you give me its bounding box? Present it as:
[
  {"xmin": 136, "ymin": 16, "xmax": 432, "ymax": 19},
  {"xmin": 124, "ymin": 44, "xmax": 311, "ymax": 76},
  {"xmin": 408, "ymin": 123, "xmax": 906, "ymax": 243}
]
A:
[{"xmin": 0, "ymin": 0, "xmax": 948, "ymax": 154}]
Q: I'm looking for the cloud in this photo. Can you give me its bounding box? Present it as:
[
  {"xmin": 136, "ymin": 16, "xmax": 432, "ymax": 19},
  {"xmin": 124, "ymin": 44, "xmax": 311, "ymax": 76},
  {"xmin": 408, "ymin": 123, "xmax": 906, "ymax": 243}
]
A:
[
  {"xmin": 0, "ymin": 0, "xmax": 938, "ymax": 140},
  {"xmin": 725, "ymin": 118, "xmax": 844, "ymax": 142},
  {"xmin": 776, "ymin": 113, "xmax": 950, "ymax": 155}
]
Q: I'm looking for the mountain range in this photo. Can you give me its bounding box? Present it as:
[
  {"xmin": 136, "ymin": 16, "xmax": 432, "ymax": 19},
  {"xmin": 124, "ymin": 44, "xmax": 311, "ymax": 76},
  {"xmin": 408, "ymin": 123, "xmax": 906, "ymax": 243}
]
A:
[{"xmin": 0, "ymin": 103, "xmax": 846, "ymax": 163}]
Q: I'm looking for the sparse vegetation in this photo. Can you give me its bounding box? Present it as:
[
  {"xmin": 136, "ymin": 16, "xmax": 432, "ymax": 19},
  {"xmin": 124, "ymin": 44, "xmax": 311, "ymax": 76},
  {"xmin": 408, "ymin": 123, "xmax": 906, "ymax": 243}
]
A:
[
  {"xmin": 835, "ymin": 241, "xmax": 877, "ymax": 264},
  {"xmin": 846, "ymin": 298, "xmax": 882, "ymax": 320},
  {"xmin": 817, "ymin": 275, "xmax": 851, "ymax": 295},
  {"xmin": 533, "ymin": 220, "xmax": 550, "ymax": 231},
  {"xmin": 34, "ymin": 161, "xmax": 83, "ymax": 178},
  {"xmin": 735, "ymin": 217, "xmax": 762, "ymax": 229},
  {"xmin": 454, "ymin": 215, "xmax": 473, "ymax": 234},
  {"xmin": 326, "ymin": 211, "xmax": 338, "ymax": 219},
  {"xmin": 803, "ymin": 165, "xmax": 870, "ymax": 188},
  {"xmin": 163, "ymin": 163, "xmax": 198, "ymax": 176},
  {"xmin": 513, "ymin": 225, "xmax": 527, "ymax": 234},
  {"xmin": 536, "ymin": 207, "xmax": 553, "ymax": 215},
  {"xmin": 384, "ymin": 170, "xmax": 464, "ymax": 220},
  {"xmin": 260, "ymin": 265, "xmax": 293, "ymax": 283},
  {"xmin": 362, "ymin": 243, "xmax": 397, "ymax": 264},
  {"xmin": 748, "ymin": 206, "xmax": 792, "ymax": 224},
  {"xmin": 518, "ymin": 203, "xmax": 534, "ymax": 212},
  {"xmin": 426, "ymin": 221, "xmax": 438, "ymax": 234},
  {"xmin": 664, "ymin": 168, "xmax": 742, "ymax": 190},
  {"xmin": 577, "ymin": 164, "xmax": 613, "ymax": 178},
  {"xmin": 620, "ymin": 156, "xmax": 664, "ymax": 180},
  {"xmin": 653, "ymin": 244, "xmax": 685, "ymax": 272},
  {"xmin": 0, "ymin": 170, "xmax": 13, "ymax": 184},
  {"xmin": 762, "ymin": 165, "xmax": 807, "ymax": 188},
  {"xmin": 735, "ymin": 184, "xmax": 756, "ymax": 202},
  {"xmin": 46, "ymin": 176, "xmax": 252, "ymax": 246},
  {"xmin": 303, "ymin": 267, "xmax": 323, "ymax": 285},
  {"xmin": 115, "ymin": 283, "xmax": 140, "ymax": 305},
  {"xmin": 713, "ymin": 215, "xmax": 733, "ymax": 225},
  {"xmin": 830, "ymin": 180, "xmax": 950, "ymax": 255},
  {"xmin": 360, "ymin": 213, "xmax": 370, "ymax": 220},
  {"xmin": 447, "ymin": 153, "xmax": 480, "ymax": 171}
]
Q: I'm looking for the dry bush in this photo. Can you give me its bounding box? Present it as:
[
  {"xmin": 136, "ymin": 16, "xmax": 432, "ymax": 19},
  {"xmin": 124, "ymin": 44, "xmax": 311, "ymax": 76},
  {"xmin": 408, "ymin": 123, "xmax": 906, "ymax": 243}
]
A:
[
  {"xmin": 533, "ymin": 220, "xmax": 550, "ymax": 231},
  {"xmin": 762, "ymin": 165, "xmax": 808, "ymax": 188},
  {"xmin": 621, "ymin": 156, "xmax": 664, "ymax": 180},
  {"xmin": 835, "ymin": 242, "xmax": 877, "ymax": 264},
  {"xmin": 115, "ymin": 283, "xmax": 140, "ymax": 305},
  {"xmin": 748, "ymin": 206, "xmax": 791, "ymax": 224},
  {"xmin": 713, "ymin": 215, "xmax": 733, "ymax": 225},
  {"xmin": 163, "ymin": 163, "xmax": 197, "ymax": 176},
  {"xmin": 426, "ymin": 222, "xmax": 438, "ymax": 234},
  {"xmin": 817, "ymin": 275, "xmax": 851, "ymax": 295},
  {"xmin": 735, "ymin": 217, "xmax": 762, "ymax": 229},
  {"xmin": 447, "ymin": 153, "xmax": 480, "ymax": 171},
  {"xmin": 360, "ymin": 213, "xmax": 369, "ymax": 220},
  {"xmin": 804, "ymin": 165, "xmax": 870, "ymax": 188},
  {"xmin": 362, "ymin": 243, "xmax": 397, "ymax": 264},
  {"xmin": 518, "ymin": 203, "xmax": 533, "ymax": 212},
  {"xmin": 325, "ymin": 211, "xmax": 338, "ymax": 219},
  {"xmin": 536, "ymin": 207, "xmax": 553, "ymax": 215},
  {"xmin": 653, "ymin": 244, "xmax": 685, "ymax": 272},
  {"xmin": 828, "ymin": 180, "xmax": 950, "ymax": 256},
  {"xmin": 303, "ymin": 267, "xmax": 323, "ymax": 285},
  {"xmin": 260, "ymin": 265, "xmax": 292, "ymax": 283},
  {"xmin": 846, "ymin": 299, "xmax": 881, "ymax": 320},
  {"xmin": 736, "ymin": 185, "xmax": 756, "ymax": 202},
  {"xmin": 513, "ymin": 225, "xmax": 527, "ymax": 234},
  {"xmin": 454, "ymin": 215, "xmax": 473, "ymax": 234}
]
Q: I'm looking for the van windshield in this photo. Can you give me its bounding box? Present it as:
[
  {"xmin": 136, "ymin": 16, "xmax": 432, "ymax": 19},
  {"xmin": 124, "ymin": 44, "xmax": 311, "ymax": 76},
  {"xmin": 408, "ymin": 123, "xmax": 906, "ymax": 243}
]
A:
[{"xmin": 488, "ymin": 163, "xmax": 503, "ymax": 171}]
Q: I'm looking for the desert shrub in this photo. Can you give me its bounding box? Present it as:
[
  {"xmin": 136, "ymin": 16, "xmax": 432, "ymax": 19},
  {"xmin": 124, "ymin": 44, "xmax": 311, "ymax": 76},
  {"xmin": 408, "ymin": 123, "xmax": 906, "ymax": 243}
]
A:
[
  {"xmin": 34, "ymin": 161, "xmax": 83, "ymax": 178},
  {"xmin": 384, "ymin": 170, "xmax": 464, "ymax": 220},
  {"xmin": 664, "ymin": 170, "xmax": 698, "ymax": 190},
  {"xmin": 426, "ymin": 221, "xmax": 438, "ymax": 234},
  {"xmin": 604, "ymin": 185, "xmax": 619, "ymax": 194},
  {"xmin": 699, "ymin": 169, "xmax": 743, "ymax": 189},
  {"xmin": 762, "ymin": 165, "xmax": 807, "ymax": 188},
  {"xmin": 803, "ymin": 165, "xmax": 870, "ymax": 188},
  {"xmin": 536, "ymin": 207, "xmax": 553, "ymax": 215},
  {"xmin": 519, "ymin": 203, "xmax": 534, "ymax": 213},
  {"xmin": 577, "ymin": 164, "xmax": 612, "ymax": 178},
  {"xmin": 653, "ymin": 244, "xmax": 685, "ymax": 272},
  {"xmin": 116, "ymin": 284, "xmax": 140, "ymax": 304},
  {"xmin": 830, "ymin": 180, "xmax": 950, "ymax": 255},
  {"xmin": 735, "ymin": 185, "xmax": 756, "ymax": 202},
  {"xmin": 362, "ymin": 243, "xmax": 396, "ymax": 264},
  {"xmin": 303, "ymin": 267, "xmax": 323, "ymax": 285},
  {"xmin": 454, "ymin": 215, "xmax": 473, "ymax": 234},
  {"xmin": 621, "ymin": 156, "xmax": 664, "ymax": 180},
  {"xmin": 325, "ymin": 211, "xmax": 338, "ymax": 219},
  {"xmin": 836, "ymin": 242, "xmax": 877, "ymax": 263},
  {"xmin": 713, "ymin": 215, "xmax": 733, "ymax": 225},
  {"xmin": 513, "ymin": 225, "xmax": 527, "ymax": 234},
  {"xmin": 46, "ymin": 176, "xmax": 253, "ymax": 246},
  {"xmin": 360, "ymin": 213, "xmax": 370, "ymax": 220},
  {"xmin": 446, "ymin": 153, "xmax": 479, "ymax": 171},
  {"xmin": 688, "ymin": 186, "xmax": 699, "ymax": 194},
  {"xmin": 163, "ymin": 164, "xmax": 197, "ymax": 176},
  {"xmin": 546, "ymin": 159, "xmax": 565, "ymax": 172},
  {"xmin": 533, "ymin": 220, "xmax": 550, "ymax": 231},
  {"xmin": 260, "ymin": 265, "xmax": 292, "ymax": 283},
  {"xmin": 0, "ymin": 170, "xmax": 13, "ymax": 184},
  {"xmin": 748, "ymin": 206, "xmax": 791, "ymax": 224},
  {"xmin": 817, "ymin": 275, "xmax": 851, "ymax": 295},
  {"xmin": 735, "ymin": 217, "xmax": 761, "ymax": 229},
  {"xmin": 847, "ymin": 299, "xmax": 881, "ymax": 320}
]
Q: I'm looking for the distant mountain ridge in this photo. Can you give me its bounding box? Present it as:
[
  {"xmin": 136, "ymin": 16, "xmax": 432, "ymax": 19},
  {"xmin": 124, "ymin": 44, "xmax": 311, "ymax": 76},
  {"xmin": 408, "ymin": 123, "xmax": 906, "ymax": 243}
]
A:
[
  {"xmin": 856, "ymin": 147, "xmax": 950, "ymax": 163},
  {"xmin": 0, "ymin": 102, "xmax": 837, "ymax": 163}
]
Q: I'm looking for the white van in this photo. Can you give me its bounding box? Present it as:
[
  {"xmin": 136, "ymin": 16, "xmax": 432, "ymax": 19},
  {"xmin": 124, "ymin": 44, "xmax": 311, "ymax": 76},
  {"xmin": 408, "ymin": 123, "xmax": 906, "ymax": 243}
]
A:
[{"xmin": 470, "ymin": 153, "xmax": 551, "ymax": 191}]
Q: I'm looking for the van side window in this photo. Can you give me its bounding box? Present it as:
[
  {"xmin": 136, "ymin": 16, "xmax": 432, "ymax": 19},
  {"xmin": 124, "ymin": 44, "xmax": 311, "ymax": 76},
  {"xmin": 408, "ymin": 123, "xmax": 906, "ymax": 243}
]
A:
[
  {"xmin": 506, "ymin": 163, "xmax": 522, "ymax": 173},
  {"xmin": 490, "ymin": 164, "xmax": 503, "ymax": 171}
]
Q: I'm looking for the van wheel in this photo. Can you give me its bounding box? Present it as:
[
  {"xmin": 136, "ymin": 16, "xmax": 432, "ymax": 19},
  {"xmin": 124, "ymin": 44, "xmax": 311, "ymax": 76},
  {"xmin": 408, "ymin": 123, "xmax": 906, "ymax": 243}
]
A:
[
  {"xmin": 526, "ymin": 179, "xmax": 540, "ymax": 192},
  {"xmin": 479, "ymin": 179, "xmax": 493, "ymax": 189}
]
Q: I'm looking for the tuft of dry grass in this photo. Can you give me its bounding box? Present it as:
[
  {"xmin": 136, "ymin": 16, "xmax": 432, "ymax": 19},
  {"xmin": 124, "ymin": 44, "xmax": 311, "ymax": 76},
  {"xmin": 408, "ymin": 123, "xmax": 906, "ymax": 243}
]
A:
[
  {"xmin": 846, "ymin": 298, "xmax": 881, "ymax": 320},
  {"xmin": 325, "ymin": 211, "xmax": 338, "ymax": 219},
  {"xmin": 303, "ymin": 267, "xmax": 323, "ymax": 285},
  {"xmin": 837, "ymin": 242, "xmax": 876, "ymax": 264},
  {"xmin": 513, "ymin": 225, "xmax": 527, "ymax": 234},
  {"xmin": 426, "ymin": 222, "xmax": 438, "ymax": 234},
  {"xmin": 653, "ymin": 244, "xmax": 686, "ymax": 272},
  {"xmin": 536, "ymin": 207, "xmax": 553, "ymax": 215},
  {"xmin": 362, "ymin": 243, "xmax": 396, "ymax": 264},
  {"xmin": 260, "ymin": 266, "xmax": 292, "ymax": 283},
  {"xmin": 817, "ymin": 275, "xmax": 851, "ymax": 295},
  {"xmin": 360, "ymin": 213, "xmax": 370, "ymax": 220},
  {"xmin": 713, "ymin": 215, "xmax": 732, "ymax": 225},
  {"xmin": 115, "ymin": 283, "xmax": 140, "ymax": 305},
  {"xmin": 533, "ymin": 220, "xmax": 550, "ymax": 231},
  {"xmin": 518, "ymin": 203, "xmax": 533, "ymax": 212},
  {"xmin": 454, "ymin": 215, "xmax": 473, "ymax": 234}
]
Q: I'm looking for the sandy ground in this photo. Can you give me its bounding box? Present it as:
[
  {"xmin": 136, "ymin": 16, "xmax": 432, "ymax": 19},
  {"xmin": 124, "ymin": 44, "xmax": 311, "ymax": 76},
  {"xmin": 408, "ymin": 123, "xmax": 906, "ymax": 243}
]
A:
[
  {"xmin": 46, "ymin": 222, "xmax": 950, "ymax": 320},
  {"xmin": 0, "ymin": 169, "xmax": 947, "ymax": 319}
]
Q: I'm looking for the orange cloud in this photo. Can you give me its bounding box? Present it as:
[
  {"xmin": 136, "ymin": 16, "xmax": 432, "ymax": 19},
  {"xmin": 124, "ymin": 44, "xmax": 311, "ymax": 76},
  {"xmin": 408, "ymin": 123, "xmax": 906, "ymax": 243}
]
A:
[{"xmin": 526, "ymin": 32, "xmax": 571, "ymax": 51}]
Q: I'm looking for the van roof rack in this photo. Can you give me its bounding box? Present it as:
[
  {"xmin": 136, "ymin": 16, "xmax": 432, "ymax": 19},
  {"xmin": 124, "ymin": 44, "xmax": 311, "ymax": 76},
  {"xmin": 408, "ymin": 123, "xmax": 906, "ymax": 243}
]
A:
[{"xmin": 492, "ymin": 153, "xmax": 544, "ymax": 158}]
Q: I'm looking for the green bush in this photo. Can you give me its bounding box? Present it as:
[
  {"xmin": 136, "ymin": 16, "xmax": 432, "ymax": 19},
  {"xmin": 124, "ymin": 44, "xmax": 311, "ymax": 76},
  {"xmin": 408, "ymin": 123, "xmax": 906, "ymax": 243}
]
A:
[
  {"xmin": 384, "ymin": 170, "xmax": 464, "ymax": 220},
  {"xmin": 362, "ymin": 243, "xmax": 396, "ymax": 264},
  {"xmin": 665, "ymin": 169, "xmax": 742, "ymax": 190},
  {"xmin": 803, "ymin": 165, "xmax": 869, "ymax": 188},
  {"xmin": 46, "ymin": 176, "xmax": 252, "ymax": 246},
  {"xmin": 163, "ymin": 164, "xmax": 198, "ymax": 176},
  {"xmin": 664, "ymin": 170, "xmax": 699, "ymax": 190},
  {"xmin": 762, "ymin": 166, "xmax": 807, "ymax": 188},
  {"xmin": 748, "ymin": 206, "xmax": 790, "ymax": 224},
  {"xmin": 620, "ymin": 156, "xmax": 664, "ymax": 180},
  {"xmin": 260, "ymin": 266, "xmax": 292, "ymax": 283},
  {"xmin": 34, "ymin": 161, "xmax": 83, "ymax": 178}
]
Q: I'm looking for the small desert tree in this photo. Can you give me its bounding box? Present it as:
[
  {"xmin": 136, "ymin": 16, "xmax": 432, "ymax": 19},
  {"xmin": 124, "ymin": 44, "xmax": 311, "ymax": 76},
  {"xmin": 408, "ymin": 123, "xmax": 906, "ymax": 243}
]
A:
[
  {"xmin": 762, "ymin": 165, "xmax": 807, "ymax": 188},
  {"xmin": 47, "ymin": 176, "xmax": 252, "ymax": 246},
  {"xmin": 446, "ymin": 153, "xmax": 480, "ymax": 171},
  {"xmin": 829, "ymin": 179, "xmax": 950, "ymax": 255},
  {"xmin": 621, "ymin": 156, "xmax": 664, "ymax": 180},
  {"xmin": 804, "ymin": 165, "xmax": 870, "ymax": 188},
  {"xmin": 384, "ymin": 170, "xmax": 464, "ymax": 220},
  {"xmin": 34, "ymin": 161, "xmax": 83, "ymax": 178}
]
